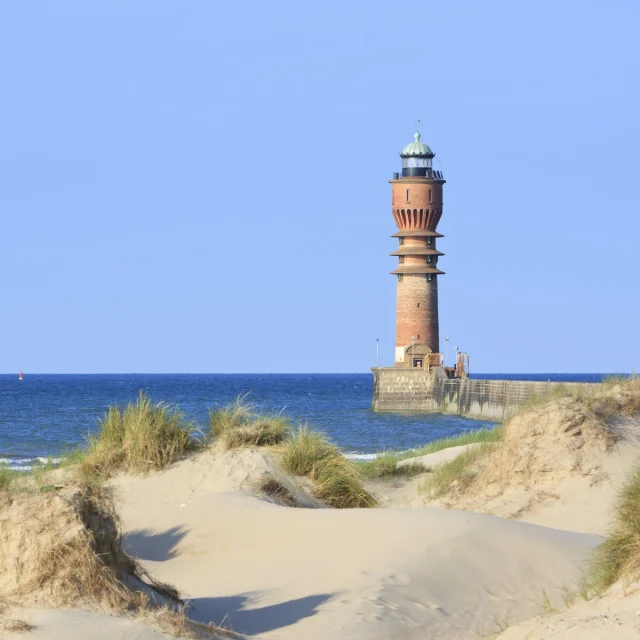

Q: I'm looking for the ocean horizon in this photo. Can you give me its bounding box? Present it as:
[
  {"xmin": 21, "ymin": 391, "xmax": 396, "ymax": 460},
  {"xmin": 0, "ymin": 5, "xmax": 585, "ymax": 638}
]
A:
[{"xmin": 0, "ymin": 372, "xmax": 626, "ymax": 471}]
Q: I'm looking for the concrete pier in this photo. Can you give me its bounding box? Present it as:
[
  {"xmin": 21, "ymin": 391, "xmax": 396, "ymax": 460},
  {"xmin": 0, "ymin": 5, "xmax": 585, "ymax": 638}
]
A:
[{"xmin": 371, "ymin": 368, "xmax": 594, "ymax": 421}]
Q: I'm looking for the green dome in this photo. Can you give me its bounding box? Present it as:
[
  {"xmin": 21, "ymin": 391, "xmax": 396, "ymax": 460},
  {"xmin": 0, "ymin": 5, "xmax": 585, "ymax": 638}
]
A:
[{"xmin": 401, "ymin": 132, "xmax": 434, "ymax": 158}]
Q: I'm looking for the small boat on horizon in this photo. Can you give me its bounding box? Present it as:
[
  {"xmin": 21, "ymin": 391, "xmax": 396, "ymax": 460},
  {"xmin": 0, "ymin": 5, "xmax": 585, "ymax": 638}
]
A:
[{"xmin": 18, "ymin": 370, "xmax": 23, "ymax": 381}]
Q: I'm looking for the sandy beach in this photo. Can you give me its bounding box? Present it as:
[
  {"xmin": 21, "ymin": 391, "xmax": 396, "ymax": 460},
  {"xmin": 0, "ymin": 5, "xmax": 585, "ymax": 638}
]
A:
[
  {"xmin": 109, "ymin": 449, "xmax": 600, "ymax": 639},
  {"xmin": 3, "ymin": 382, "xmax": 640, "ymax": 639}
]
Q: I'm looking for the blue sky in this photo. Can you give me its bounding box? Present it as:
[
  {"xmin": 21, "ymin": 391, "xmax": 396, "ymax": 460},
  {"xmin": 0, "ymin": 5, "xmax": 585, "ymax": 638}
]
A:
[{"xmin": 1, "ymin": 1, "xmax": 638, "ymax": 373}]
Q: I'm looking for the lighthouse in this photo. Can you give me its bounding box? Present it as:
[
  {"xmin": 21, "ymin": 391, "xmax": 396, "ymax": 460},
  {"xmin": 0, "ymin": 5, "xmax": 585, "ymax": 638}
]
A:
[{"xmin": 390, "ymin": 130, "xmax": 445, "ymax": 368}]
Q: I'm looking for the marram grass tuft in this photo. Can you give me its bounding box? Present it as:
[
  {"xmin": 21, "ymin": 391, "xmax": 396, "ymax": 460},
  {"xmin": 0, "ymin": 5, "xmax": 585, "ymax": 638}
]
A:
[
  {"xmin": 209, "ymin": 396, "xmax": 290, "ymax": 449},
  {"xmin": 81, "ymin": 392, "xmax": 195, "ymax": 478},
  {"xmin": 279, "ymin": 426, "xmax": 377, "ymax": 508}
]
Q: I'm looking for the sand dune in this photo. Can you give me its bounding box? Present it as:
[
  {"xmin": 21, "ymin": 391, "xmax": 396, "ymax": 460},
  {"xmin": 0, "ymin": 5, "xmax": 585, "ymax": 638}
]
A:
[
  {"xmin": 496, "ymin": 582, "xmax": 640, "ymax": 639},
  {"xmin": 2, "ymin": 607, "xmax": 181, "ymax": 640},
  {"xmin": 109, "ymin": 449, "xmax": 600, "ymax": 639},
  {"xmin": 5, "ymin": 382, "xmax": 640, "ymax": 638},
  {"xmin": 397, "ymin": 443, "xmax": 481, "ymax": 470},
  {"xmin": 417, "ymin": 408, "xmax": 640, "ymax": 536}
]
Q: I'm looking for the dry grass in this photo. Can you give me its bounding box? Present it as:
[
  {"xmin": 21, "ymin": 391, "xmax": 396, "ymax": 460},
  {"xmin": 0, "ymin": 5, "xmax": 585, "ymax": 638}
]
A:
[
  {"xmin": 149, "ymin": 605, "xmax": 236, "ymax": 639},
  {"xmin": 516, "ymin": 383, "xmax": 591, "ymax": 412},
  {"xmin": 81, "ymin": 392, "xmax": 196, "ymax": 479},
  {"xmin": 516, "ymin": 375, "xmax": 640, "ymax": 422},
  {"xmin": 589, "ymin": 462, "xmax": 640, "ymax": 593},
  {"xmin": 279, "ymin": 427, "xmax": 377, "ymax": 508},
  {"xmin": 0, "ymin": 599, "xmax": 32, "ymax": 634},
  {"xmin": 420, "ymin": 443, "xmax": 498, "ymax": 499},
  {"xmin": 209, "ymin": 396, "xmax": 290, "ymax": 449},
  {"xmin": 5, "ymin": 489, "xmax": 124, "ymax": 608},
  {"xmin": 421, "ymin": 377, "xmax": 640, "ymax": 504},
  {"xmin": 589, "ymin": 375, "xmax": 640, "ymax": 422},
  {"xmin": 0, "ymin": 618, "xmax": 32, "ymax": 634},
  {"xmin": 0, "ymin": 484, "xmax": 226, "ymax": 638},
  {"xmin": 256, "ymin": 475, "xmax": 298, "ymax": 507},
  {"xmin": 358, "ymin": 426, "xmax": 502, "ymax": 480},
  {"xmin": 5, "ymin": 485, "xmax": 174, "ymax": 610}
]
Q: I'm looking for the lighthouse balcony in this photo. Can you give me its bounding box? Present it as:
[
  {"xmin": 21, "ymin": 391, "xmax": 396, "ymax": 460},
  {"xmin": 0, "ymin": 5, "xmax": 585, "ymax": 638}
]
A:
[
  {"xmin": 390, "ymin": 265, "xmax": 445, "ymax": 275},
  {"xmin": 391, "ymin": 230, "xmax": 444, "ymax": 238},
  {"xmin": 391, "ymin": 169, "xmax": 445, "ymax": 180},
  {"xmin": 390, "ymin": 247, "xmax": 444, "ymax": 257}
]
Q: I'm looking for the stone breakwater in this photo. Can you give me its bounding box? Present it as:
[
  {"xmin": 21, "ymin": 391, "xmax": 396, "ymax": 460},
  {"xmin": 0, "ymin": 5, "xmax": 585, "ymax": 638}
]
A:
[{"xmin": 371, "ymin": 368, "xmax": 596, "ymax": 421}]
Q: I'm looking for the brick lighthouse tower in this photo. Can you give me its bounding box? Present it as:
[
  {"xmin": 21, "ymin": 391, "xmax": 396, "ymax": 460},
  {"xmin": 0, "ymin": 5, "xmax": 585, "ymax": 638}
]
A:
[{"xmin": 390, "ymin": 130, "xmax": 445, "ymax": 368}]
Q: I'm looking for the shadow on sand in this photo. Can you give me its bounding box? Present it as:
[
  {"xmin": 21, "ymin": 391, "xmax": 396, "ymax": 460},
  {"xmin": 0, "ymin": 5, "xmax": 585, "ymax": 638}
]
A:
[
  {"xmin": 188, "ymin": 593, "xmax": 335, "ymax": 636},
  {"xmin": 123, "ymin": 525, "xmax": 189, "ymax": 561}
]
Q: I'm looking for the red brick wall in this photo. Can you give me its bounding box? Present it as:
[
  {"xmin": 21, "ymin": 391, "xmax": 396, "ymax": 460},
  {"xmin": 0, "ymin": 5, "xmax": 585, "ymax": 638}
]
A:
[
  {"xmin": 391, "ymin": 180, "xmax": 443, "ymax": 211},
  {"xmin": 395, "ymin": 274, "xmax": 440, "ymax": 353}
]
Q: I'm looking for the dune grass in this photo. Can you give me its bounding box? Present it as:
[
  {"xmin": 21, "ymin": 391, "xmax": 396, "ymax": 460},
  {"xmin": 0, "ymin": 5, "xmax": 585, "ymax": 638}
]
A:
[
  {"xmin": 358, "ymin": 425, "xmax": 503, "ymax": 480},
  {"xmin": 81, "ymin": 392, "xmax": 196, "ymax": 479},
  {"xmin": 588, "ymin": 461, "xmax": 640, "ymax": 593},
  {"xmin": 209, "ymin": 396, "xmax": 291, "ymax": 449},
  {"xmin": 0, "ymin": 466, "xmax": 18, "ymax": 492},
  {"xmin": 279, "ymin": 426, "xmax": 335, "ymax": 475},
  {"xmin": 279, "ymin": 426, "xmax": 376, "ymax": 508},
  {"xmin": 0, "ymin": 483, "xmax": 225, "ymax": 639},
  {"xmin": 0, "ymin": 599, "xmax": 32, "ymax": 634},
  {"xmin": 209, "ymin": 402, "xmax": 377, "ymax": 509},
  {"xmin": 416, "ymin": 375, "xmax": 640, "ymax": 504},
  {"xmin": 256, "ymin": 475, "xmax": 298, "ymax": 507},
  {"xmin": 514, "ymin": 375, "xmax": 639, "ymax": 419},
  {"xmin": 358, "ymin": 451, "xmax": 428, "ymax": 480},
  {"xmin": 589, "ymin": 374, "xmax": 640, "ymax": 422},
  {"xmin": 420, "ymin": 442, "xmax": 498, "ymax": 499}
]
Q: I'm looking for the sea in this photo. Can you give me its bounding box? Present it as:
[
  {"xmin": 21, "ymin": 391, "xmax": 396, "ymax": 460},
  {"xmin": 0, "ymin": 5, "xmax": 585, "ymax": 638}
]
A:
[{"xmin": 0, "ymin": 373, "xmax": 613, "ymax": 471}]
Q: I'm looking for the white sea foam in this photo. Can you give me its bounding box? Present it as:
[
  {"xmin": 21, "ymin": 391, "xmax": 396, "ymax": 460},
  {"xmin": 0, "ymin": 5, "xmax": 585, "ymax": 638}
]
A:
[
  {"xmin": 0, "ymin": 458, "xmax": 28, "ymax": 466},
  {"xmin": 344, "ymin": 448, "xmax": 417, "ymax": 462},
  {"xmin": 343, "ymin": 452, "xmax": 379, "ymax": 461},
  {"xmin": 0, "ymin": 456, "xmax": 61, "ymax": 470}
]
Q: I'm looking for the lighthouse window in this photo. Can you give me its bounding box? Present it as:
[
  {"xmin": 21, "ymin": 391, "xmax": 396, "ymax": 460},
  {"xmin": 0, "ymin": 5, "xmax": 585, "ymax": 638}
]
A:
[
  {"xmin": 398, "ymin": 274, "xmax": 403, "ymax": 283},
  {"xmin": 429, "ymin": 188, "xmax": 433, "ymax": 203},
  {"xmin": 426, "ymin": 237, "xmax": 432, "ymax": 245},
  {"xmin": 427, "ymin": 256, "xmax": 432, "ymax": 263},
  {"xmin": 406, "ymin": 189, "xmax": 410, "ymax": 202},
  {"xmin": 399, "ymin": 238, "xmax": 404, "ymax": 245},
  {"xmin": 399, "ymin": 256, "xmax": 404, "ymax": 264},
  {"xmin": 417, "ymin": 303, "xmax": 420, "ymax": 308},
  {"xmin": 427, "ymin": 274, "xmax": 433, "ymax": 282}
]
